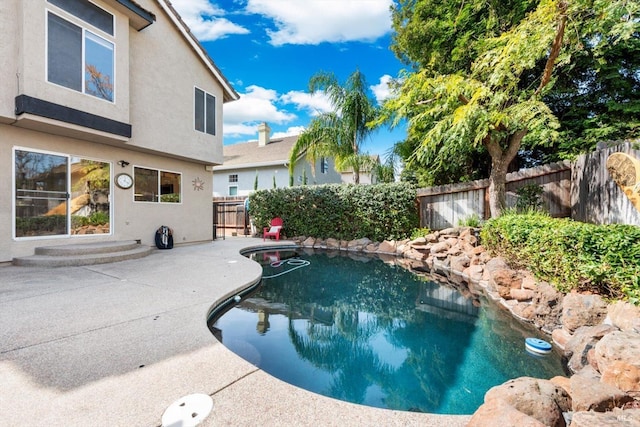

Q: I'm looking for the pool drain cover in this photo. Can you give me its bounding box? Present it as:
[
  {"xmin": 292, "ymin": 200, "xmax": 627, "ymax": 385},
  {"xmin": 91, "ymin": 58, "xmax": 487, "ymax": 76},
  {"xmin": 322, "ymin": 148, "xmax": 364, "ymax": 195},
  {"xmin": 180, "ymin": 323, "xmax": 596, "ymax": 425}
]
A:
[{"xmin": 161, "ymin": 393, "xmax": 213, "ymax": 427}]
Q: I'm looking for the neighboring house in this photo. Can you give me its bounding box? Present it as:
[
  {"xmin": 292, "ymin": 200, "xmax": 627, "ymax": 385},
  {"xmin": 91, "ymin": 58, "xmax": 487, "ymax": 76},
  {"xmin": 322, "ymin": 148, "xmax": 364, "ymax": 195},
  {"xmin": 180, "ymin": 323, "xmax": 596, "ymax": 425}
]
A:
[
  {"xmin": 0, "ymin": 0, "xmax": 239, "ymax": 262},
  {"xmin": 340, "ymin": 155, "xmax": 381, "ymax": 185},
  {"xmin": 212, "ymin": 123, "xmax": 343, "ymax": 197}
]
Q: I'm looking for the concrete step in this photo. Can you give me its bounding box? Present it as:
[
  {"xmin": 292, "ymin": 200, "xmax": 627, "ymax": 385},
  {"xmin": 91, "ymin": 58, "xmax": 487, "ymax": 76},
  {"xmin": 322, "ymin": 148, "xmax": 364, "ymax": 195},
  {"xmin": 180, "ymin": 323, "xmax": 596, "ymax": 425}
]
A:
[
  {"xmin": 34, "ymin": 240, "xmax": 142, "ymax": 256},
  {"xmin": 13, "ymin": 241, "xmax": 153, "ymax": 267}
]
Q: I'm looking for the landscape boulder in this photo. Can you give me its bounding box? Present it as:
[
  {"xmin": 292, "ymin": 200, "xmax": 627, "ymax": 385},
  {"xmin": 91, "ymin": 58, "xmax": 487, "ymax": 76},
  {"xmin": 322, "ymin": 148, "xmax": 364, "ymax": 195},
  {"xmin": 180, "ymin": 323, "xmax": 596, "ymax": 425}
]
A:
[
  {"xmin": 569, "ymin": 374, "xmax": 632, "ymax": 412},
  {"xmin": 564, "ymin": 324, "xmax": 618, "ymax": 374},
  {"xmin": 569, "ymin": 408, "xmax": 640, "ymax": 427},
  {"xmin": 467, "ymin": 398, "xmax": 546, "ymax": 427},
  {"xmin": 561, "ymin": 293, "xmax": 608, "ymax": 333},
  {"xmin": 595, "ymin": 331, "xmax": 640, "ymax": 395},
  {"xmin": 482, "ymin": 377, "xmax": 571, "ymax": 427},
  {"xmin": 607, "ymin": 301, "xmax": 640, "ymax": 333}
]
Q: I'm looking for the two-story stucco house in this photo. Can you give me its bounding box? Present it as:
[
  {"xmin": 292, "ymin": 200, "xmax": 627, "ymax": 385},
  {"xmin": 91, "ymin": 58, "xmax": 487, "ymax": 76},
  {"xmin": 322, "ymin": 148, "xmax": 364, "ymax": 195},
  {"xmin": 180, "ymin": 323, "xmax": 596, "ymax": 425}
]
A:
[
  {"xmin": 212, "ymin": 123, "xmax": 343, "ymax": 197},
  {"xmin": 0, "ymin": 0, "xmax": 239, "ymax": 262}
]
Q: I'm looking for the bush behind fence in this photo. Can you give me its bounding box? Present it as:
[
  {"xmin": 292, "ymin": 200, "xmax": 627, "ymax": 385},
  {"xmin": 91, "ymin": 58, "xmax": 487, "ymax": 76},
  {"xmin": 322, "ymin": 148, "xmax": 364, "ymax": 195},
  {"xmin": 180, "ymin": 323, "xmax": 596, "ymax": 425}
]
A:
[{"xmin": 248, "ymin": 183, "xmax": 419, "ymax": 242}]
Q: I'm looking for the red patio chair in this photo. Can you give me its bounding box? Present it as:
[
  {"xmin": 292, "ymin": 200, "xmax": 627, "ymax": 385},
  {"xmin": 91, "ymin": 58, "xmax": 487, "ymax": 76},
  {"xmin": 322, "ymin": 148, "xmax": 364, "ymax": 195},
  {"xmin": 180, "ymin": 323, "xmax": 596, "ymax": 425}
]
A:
[{"xmin": 263, "ymin": 217, "xmax": 283, "ymax": 241}]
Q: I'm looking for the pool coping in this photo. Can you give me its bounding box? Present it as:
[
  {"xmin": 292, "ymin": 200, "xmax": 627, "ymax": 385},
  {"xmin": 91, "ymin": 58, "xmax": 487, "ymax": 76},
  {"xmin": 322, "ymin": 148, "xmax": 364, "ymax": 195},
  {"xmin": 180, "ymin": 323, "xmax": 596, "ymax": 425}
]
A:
[{"xmin": 0, "ymin": 238, "xmax": 471, "ymax": 426}]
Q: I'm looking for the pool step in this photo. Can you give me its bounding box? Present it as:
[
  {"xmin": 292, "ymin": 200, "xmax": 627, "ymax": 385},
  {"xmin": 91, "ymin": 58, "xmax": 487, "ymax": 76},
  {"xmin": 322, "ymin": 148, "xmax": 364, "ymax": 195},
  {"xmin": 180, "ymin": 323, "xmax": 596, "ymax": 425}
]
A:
[{"xmin": 13, "ymin": 240, "xmax": 153, "ymax": 267}]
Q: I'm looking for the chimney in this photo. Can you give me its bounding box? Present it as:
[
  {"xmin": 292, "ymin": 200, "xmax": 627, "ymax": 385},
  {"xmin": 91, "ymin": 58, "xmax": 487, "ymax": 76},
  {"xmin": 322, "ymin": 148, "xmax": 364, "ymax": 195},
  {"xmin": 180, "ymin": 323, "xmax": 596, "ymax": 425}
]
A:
[{"xmin": 258, "ymin": 122, "xmax": 271, "ymax": 147}]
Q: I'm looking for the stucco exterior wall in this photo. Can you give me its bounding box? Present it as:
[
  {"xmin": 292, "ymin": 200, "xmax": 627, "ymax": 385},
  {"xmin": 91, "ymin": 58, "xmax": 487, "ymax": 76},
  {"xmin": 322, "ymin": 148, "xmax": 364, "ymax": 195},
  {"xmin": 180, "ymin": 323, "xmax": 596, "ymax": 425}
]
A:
[
  {"xmin": 0, "ymin": 0, "xmax": 236, "ymax": 263},
  {"xmin": 17, "ymin": 0, "xmax": 131, "ymax": 124},
  {"xmin": 129, "ymin": 0, "xmax": 224, "ymax": 166},
  {"xmin": 0, "ymin": 0, "xmax": 21, "ymax": 122},
  {"xmin": 213, "ymin": 157, "xmax": 344, "ymax": 196},
  {"xmin": 0, "ymin": 124, "xmax": 214, "ymax": 262}
]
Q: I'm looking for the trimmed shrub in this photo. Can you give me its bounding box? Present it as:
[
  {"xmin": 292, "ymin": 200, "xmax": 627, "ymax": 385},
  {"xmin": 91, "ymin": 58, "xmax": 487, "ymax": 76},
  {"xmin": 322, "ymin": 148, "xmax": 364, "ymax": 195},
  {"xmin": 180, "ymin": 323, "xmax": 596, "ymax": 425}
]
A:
[
  {"xmin": 248, "ymin": 183, "xmax": 419, "ymax": 242},
  {"xmin": 481, "ymin": 211, "xmax": 640, "ymax": 304}
]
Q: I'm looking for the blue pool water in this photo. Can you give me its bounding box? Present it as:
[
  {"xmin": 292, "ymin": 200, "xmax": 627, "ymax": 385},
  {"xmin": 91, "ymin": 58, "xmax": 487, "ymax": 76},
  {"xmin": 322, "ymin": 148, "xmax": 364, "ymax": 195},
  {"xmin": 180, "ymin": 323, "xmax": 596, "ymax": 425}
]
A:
[{"xmin": 209, "ymin": 249, "xmax": 565, "ymax": 414}]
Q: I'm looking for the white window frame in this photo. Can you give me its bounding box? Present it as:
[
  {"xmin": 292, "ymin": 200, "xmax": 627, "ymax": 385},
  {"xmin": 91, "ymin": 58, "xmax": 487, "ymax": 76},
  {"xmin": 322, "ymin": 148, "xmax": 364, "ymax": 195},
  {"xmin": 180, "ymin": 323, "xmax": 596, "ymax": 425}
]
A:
[
  {"xmin": 228, "ymin": 185, "xmax": 238, "ymax": 196},
  {"xmin": 228, "ymin": 174, "xmax": 238, "ymax": 183},
  {"xmin": 320, "ymin": 157, "xmax": 329, "ymax": 174},
  {"xmin": 194, "ymin": 86, "xmax": 216, "ymax": 136},
  {"xmin": 45, "ymin": 2, "xmax": 116, "ymax": 103},
  {"xmin": 12, "ymin": 146, "xmax": 113, "ymax": 240},
  {"xmin": 133, "ymin": 166, "xmax": 182, "ymax": 204}
]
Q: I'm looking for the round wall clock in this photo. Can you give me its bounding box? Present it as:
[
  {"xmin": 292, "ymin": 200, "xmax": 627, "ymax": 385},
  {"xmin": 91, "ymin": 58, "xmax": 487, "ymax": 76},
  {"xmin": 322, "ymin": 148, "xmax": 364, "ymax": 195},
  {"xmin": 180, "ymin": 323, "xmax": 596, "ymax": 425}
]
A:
[{"xmin": 115, "ymin": 173, "xmax": 133, "ymax": 189}]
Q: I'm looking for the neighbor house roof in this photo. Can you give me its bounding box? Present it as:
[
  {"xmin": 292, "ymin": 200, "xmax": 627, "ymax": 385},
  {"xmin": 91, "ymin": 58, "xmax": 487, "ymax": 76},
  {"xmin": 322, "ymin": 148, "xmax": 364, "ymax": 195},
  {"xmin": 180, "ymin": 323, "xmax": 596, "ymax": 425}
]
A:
[
  {"xmin": 156, "ymin": 0, "xmax": 239, "ymax": 103},
  {"xmin": 213, "ymin": 135, "xmax": 301, "ymax": 171}
]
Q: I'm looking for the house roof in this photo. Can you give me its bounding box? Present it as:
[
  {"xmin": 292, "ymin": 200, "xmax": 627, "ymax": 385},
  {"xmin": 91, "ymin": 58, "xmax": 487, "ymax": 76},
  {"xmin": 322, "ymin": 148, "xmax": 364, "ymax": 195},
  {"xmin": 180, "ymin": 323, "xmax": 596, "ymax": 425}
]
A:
[
  {"xmin": 213, "ymin": 135, "xmax": 300, "ymax": 171},
  {"xmin": 113, "ymin": 0, "xmax": 155, "ymax": 30},
  {"xmin": 156, "ymin": 0, "xmax": 239, "ymax": 103}
]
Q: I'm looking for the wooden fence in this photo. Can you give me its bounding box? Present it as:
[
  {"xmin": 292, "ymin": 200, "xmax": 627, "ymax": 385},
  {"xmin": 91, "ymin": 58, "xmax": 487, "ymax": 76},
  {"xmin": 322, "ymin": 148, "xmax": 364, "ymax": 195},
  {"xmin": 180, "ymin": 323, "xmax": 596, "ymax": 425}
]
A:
[
  {"xmin": 212, "ymin": 197, "xmax": 248, "ymax": 238},
  {"xmin": 417, "ymin": 161, "xmax": 572, "ymax": 230},
  {"xmin": 572, "ymin": 142, "xmax": 640, "ymax": 226}
]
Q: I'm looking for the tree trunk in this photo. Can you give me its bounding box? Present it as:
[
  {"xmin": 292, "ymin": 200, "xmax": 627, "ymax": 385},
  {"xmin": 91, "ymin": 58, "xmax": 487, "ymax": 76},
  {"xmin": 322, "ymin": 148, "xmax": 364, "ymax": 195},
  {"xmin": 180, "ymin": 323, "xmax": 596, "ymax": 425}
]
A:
[
  {"xmin": 353, "ymin": 170, "xmax": 360, "ymax": 184},
  {"xmin": 485, "ymin": 130, "xmax": 527, "ymax": 217}
]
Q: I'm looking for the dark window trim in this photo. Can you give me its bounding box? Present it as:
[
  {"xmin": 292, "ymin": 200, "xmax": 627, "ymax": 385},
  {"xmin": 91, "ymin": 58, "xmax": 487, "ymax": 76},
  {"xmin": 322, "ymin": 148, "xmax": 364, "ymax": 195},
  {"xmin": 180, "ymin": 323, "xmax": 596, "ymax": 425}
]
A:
[
  {"xmin": 15, "ymin": 94, "xmax": 131, "ymax": 138},
  {"xmin": 115, "ymin": 0, "xmax": 155, "ymax": 29}
]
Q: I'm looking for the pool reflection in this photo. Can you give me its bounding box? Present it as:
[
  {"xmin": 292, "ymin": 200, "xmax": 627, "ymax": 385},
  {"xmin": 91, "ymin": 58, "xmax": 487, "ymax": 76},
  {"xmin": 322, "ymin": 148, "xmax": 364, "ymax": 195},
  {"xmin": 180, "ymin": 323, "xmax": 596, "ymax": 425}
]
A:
[{"xmin": 209, "ymin": 249, "xmax": 564, "ymax": 414}]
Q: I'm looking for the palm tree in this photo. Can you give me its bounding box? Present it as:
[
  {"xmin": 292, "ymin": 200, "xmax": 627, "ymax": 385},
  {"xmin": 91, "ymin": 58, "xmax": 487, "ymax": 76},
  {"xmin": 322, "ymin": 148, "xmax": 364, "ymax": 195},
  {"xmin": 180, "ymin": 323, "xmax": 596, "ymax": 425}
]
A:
[{"xmin": 289, "ymin": 69, "xmax": 379, "ymax": 184}]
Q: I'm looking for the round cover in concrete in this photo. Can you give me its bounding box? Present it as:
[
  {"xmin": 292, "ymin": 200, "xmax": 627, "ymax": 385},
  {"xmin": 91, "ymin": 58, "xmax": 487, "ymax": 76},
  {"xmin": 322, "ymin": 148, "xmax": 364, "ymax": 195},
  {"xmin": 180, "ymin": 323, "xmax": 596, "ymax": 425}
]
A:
[{"xmin": 162, "ymin": 393, "xmax": 213, "ymax": 427}]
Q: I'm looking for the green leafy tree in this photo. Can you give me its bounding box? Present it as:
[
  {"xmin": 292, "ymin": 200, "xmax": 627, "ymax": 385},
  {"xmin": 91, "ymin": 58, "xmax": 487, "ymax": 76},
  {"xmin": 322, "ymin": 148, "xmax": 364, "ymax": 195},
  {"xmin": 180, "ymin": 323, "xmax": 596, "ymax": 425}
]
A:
[
  {"xmin": 289, "ymin": 69, "xmax": 380, "ymax": 184},
  {"xmin": 382, "ymin": 0, "xmax": 637, "ymax": 217}
]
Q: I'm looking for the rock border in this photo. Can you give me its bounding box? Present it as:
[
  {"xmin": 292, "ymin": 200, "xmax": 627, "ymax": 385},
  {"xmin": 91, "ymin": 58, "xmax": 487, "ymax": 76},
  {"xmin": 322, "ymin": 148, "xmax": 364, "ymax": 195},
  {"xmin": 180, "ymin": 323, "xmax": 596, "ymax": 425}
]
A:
[{"xmin": 290, "ymin": 228, "xmax": 640, "ymax": 426}]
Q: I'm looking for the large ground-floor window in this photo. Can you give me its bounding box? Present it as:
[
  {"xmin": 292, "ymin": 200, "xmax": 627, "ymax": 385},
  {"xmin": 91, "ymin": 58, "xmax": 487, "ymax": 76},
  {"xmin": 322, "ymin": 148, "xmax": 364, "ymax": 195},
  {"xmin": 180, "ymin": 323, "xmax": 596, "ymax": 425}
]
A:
[
  {"xmin": 133, "ymin": 166, "xmax": 181, "ymax": 203},
  {"xmin": 14, "ymin": 148, "xmax": 111, "ymax": 238}
]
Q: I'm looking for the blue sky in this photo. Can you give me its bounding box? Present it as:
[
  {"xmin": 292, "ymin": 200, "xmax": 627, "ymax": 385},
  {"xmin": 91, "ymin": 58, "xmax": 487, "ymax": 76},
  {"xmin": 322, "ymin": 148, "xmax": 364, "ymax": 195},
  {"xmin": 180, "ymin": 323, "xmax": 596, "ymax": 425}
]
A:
[{"xmin": 171, "ymin": 0, "xmax": 406, "ymax": 160}]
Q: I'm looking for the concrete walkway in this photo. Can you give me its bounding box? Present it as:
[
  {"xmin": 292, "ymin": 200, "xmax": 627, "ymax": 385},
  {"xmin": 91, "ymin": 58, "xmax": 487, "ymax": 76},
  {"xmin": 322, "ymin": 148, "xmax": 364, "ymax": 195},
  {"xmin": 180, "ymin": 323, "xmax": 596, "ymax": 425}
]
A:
[{"xmin": 0, "ymin": 238, "xmax": 470, "ymax": 426}]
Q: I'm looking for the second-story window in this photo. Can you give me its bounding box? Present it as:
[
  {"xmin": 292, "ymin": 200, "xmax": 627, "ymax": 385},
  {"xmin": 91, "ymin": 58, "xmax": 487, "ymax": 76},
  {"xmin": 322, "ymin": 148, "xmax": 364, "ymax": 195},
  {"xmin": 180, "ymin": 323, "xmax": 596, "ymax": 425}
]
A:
[
  {"xmin": 47, "ymin": 0, "xmax": 115, "ymax": 102},
  {"xmin": 320, "ymin": 157, "xmax": 329, "ymax": 174},
  {"xmin": 228, "ymin": 174, "xmax": 238, "ymax": 183},
  {"xmin": 195, "ymin": 87, "xmax": 216, "ymax": 135}
]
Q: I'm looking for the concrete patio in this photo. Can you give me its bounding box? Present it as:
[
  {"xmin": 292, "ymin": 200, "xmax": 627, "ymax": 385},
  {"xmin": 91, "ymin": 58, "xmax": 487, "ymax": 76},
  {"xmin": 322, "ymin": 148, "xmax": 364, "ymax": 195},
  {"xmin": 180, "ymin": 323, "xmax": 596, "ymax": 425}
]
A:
[{"xmin": 0, "ymin": 238, "xmax": 470, "ymax": 426}]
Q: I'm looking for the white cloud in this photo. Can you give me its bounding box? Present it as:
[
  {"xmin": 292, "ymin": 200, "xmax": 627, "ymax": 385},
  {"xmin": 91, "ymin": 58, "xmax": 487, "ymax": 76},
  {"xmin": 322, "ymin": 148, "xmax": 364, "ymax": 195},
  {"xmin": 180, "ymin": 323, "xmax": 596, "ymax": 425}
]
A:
[
  {"xmin": 280, "ymin": 90, "xmax": 333, "ymax": 116},
  {"xmin": 370, "ymin": 74, "xmax": 394, "ymax": 104},
  {"xmin": 245, "ymin": 0, "xmax": 393, "ymax": 46},
  {"xmin": 223, "ymin": 85, "xmax": 298, "ymax": 137},
  {"xmin": 272, "ymin": 126, "xmax": 306, "ymax": 138},
  {"xmin": 171, "ymin": 0, "xmax": 249, "ymax": 41}
]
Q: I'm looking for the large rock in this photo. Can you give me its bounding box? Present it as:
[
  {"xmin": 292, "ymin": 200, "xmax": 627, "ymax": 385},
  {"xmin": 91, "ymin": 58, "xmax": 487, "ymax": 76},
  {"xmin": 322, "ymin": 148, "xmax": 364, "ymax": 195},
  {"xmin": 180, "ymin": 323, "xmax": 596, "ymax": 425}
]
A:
[
  {"xmin": 564, "ymin": 324, "xmax": 618, "ymax": 374},
  {"xmin": 562, "ymin": 293, "xmax": 608, "ymax": 333},
  {"xmin": 347, "ymin": 237, "xmax": 371, "ymax": 251},
  {"xmin": 302, "ymin": 237, "xmax": 316, "ymax": 247},
  {"xmin": 450, "ymin": 254, "xmax": 470, "ymax": 273},
  {"xmin": 570, "ymin": 374, "xmax": 633, "ymax": 412},
  {"xmin": 490, "ymin": 268, "xmax": 522, "ymax": 289},
  {"xmin": 607, "ymin": 301, "xmax": 640, "ymax": 333},
  {"xmin": 463, "ymin": 265, "xmax": 484, "ymax": 282},
  {"xmin": 468, "ymin": 398, "xmax": 546, "ymax": 427},
  {"xmin": 569, "ymin": 408, "xmax": 640, "ymax": 427},
  {"xmin": 483, "ymin": 377, "xmax": 571, "ymax": 427},
  {"xmin": 325, "ymin": 238, "xmax": 340, "ymax": 249},
  {"xmin": 601, "ymin": 361, "xmax": 640, "ymax": 396},
  {"xmin": 377, "ymin": 240, "xmax": 396, "ymax": 254},
  {"xmin": 510, "ymin": 288, "xmax": 535, "ymax": 301},
  {"xmin": 530, "ymin": 283, "xmax": 564, "ymax": 333},
  {"xmin": 408, "ymin": 236, "xmax": 427, "ymax": 246},
  {"xmin": 552, "ymin": 328, "xmax": 572, "ymax": 351},
  {"xmin": 595, "ymin": 331, "xmax": 640, "ymax": 394},
  {"xmin": 484, "ymin": 256, "xmax": 510, "ymax": 275},
  {"xmin": 430, "ymin": 240, "xmax": 450, "ymax": 255},
  {"xmin": 439, "ymin": 227, "xmax": 459, "ymax": 237}
]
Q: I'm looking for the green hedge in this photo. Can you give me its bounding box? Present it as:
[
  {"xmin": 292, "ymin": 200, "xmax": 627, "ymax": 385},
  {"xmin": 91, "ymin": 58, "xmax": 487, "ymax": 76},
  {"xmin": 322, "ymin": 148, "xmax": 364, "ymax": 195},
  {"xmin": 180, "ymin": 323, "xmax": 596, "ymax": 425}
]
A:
[
  {"xmin": 248, "ymin": 183, "xmax": 419, "ymax": 242},
  {"xmin": 481, "ymin": 211, "xmax": 640, "ymax": 304}
]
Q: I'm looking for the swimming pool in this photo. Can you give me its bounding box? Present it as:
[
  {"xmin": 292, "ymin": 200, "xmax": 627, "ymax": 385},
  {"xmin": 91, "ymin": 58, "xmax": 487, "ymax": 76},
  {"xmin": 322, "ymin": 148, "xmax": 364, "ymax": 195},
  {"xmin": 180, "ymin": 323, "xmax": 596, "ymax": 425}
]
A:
[{"xmin": 208, "ymin": 248, "xmax": 565, "ymax": 414}]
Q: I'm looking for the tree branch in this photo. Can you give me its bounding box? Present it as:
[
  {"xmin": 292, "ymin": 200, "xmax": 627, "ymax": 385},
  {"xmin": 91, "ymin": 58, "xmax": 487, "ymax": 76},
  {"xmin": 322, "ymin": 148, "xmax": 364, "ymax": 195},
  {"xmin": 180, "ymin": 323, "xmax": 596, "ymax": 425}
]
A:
[{"xmin": 535, "ymin": 1, "xmax": 568, "ymax": 96}]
